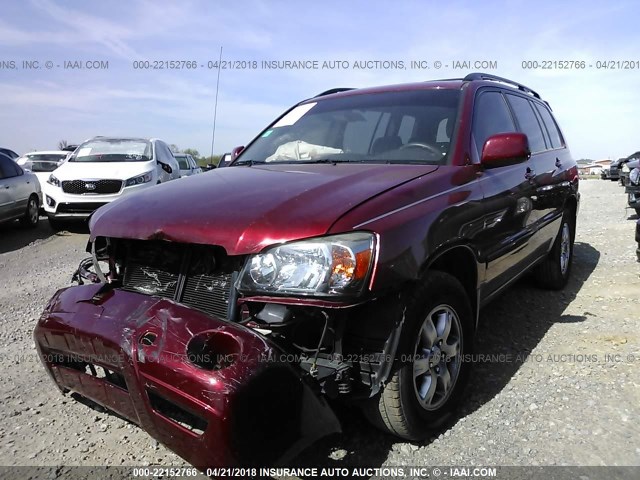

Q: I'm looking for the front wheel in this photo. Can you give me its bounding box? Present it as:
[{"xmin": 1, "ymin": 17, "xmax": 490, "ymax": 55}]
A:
[{"xmin": 362, "ymin": 271, "xmax": 473, "ymax": 440}]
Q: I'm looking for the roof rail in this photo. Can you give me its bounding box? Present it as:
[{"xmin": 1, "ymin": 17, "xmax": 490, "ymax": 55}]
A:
[
  {"xmin": 463, "ymin": 72, "xmax": 541, "ymax": 99},
  {"xmin": 314, "ymin": 87, "xmax": 354, "ymax": 97}
]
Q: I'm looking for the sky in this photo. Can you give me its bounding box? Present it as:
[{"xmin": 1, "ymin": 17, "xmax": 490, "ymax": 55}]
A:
[{"xmin": 0, "ymin": 0, "xmax": 638, "ymax": 160}]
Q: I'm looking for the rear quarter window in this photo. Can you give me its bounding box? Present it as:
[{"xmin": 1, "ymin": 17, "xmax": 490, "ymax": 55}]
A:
[{"xmin": 534, "ymin": 103, "xmax": 564, "ymax": 149}]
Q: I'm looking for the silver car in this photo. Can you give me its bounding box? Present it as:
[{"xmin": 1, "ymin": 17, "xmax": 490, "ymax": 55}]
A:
[
  {"xmin": 174, "ymin": 153, "xmax": 202, "ymax": 177},
  {"xmin": 0, "ymin": 152, "xmax": 41, "ymax": 228}
]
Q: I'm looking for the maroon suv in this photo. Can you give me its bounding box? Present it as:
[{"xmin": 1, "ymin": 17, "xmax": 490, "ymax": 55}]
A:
[{"xmin": 34, "ymin": 73, "xmax": 579, "ymax": 468}]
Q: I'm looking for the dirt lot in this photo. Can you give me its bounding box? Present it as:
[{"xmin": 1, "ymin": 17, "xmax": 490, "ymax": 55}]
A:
[{"xmin": 0, "ymin": 179, "xmax": 638, "ymax": 475}]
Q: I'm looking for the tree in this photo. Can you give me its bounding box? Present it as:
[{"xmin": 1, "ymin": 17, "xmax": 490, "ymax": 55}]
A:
[
  {"xmin": 183, "ymin": 148, "xmax": 200, "ymax": 159},
  {"xmin": 58, "ymin": 139, "xmax": 68, "ymax": 150}
]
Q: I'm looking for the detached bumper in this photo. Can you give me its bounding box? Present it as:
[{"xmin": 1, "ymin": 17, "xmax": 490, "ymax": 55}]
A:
[{"xmin": 34, "ymin": 284, "xmax": 340, "ymax": 468}]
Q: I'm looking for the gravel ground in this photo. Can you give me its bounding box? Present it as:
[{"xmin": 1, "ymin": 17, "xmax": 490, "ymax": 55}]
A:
[{"xmin": 0, "ymin": 179, "xmax": 638, "ymax": 477}]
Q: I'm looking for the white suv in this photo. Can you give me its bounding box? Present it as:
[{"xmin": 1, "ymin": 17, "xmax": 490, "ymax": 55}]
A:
[{"xmin": 43, "ymin": 137, "xmax": 180, "ymax": 229}]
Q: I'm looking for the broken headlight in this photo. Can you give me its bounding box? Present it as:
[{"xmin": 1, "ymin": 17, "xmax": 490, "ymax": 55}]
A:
[{"xmin": 237, "ymin": 232, "xmax": 376, "ymax": 297}]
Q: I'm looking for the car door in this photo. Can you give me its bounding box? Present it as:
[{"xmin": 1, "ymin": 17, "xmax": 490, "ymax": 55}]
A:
[
  {"xmin": 190, "ymin": 155, "xmax": 202, "ymax": 174},
  {"xmin": 471, "ymin": 90, "xmax": 538, "ymax": 300},
  {"xmin": 0, "ymin": 155, "xmax": 15, "ymax": 221},
  {"xmin": 505, "ymin": 94, "xmax": 569, "ymax": 258},
  {"xmin": 0, "ymin": 155, "xmax": 31, "ymax": 219},
  {"xmin": 10, "ymin": 163, "xmax": 35, "ymax": 213}
]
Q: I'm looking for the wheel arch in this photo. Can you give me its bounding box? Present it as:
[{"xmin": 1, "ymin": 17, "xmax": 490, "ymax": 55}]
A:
[{"xmin": 421, "ymin": 244, "xmax": 480, "ymax": 328}]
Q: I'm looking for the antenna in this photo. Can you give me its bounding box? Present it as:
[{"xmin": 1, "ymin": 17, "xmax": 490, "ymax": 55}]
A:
[{"xmin": 210, "ymin": 46, "xmax": 223, "ymax": 161}]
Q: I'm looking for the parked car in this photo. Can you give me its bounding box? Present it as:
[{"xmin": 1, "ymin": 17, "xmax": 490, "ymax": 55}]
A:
[
  {"xmin": 34, "ymin": 73, "xmax": 579, "ymax": 468},
  {"xmin": 16, "ymin": 150, "xmax": 68, "ymax": 186},
  {"xmin": 0, "ymin": 152, "xmax": 41, "ymax": 228},
  {"xmin": 42, "ymin": 137, "xmax": 180, "ymax": 230},
  {"xmin": 174, "ymin": 153, "xmax": 202, "ymax": 177},
  {"xmin": 624, "ymin": 159, "xmax": 640, "ymax": 215},
  {"xmin": 608, "ymin": 158, "xmax": 627, "ymax": 181},
  {"xmin": 620, "ymin": 157, "xmax": 639, "ymax": 186},
  {"xmin": 217, "ymin": 152, "xmax": 232, "ymax": 168},
  {"xmin": 0, "ymin": 147, "xmax": 20, "ymax": 160}
]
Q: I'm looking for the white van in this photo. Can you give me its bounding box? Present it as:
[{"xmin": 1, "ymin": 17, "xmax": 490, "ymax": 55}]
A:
[{"xmin": 42, "ymin": 137, "xmax": 180, "ymax": 230}]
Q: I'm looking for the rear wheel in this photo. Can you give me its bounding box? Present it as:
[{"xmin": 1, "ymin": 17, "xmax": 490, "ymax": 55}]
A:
[
  {"xmin": 20, "ymin": 195, "xmax": 39, "ymax": 228},
  {"xmin": 362, "ymin": 271, "xmax": 473, "ymax": 440},
  {"xmin": 534, "ymin": 209, "xmax": 575, "ymax": 289}
]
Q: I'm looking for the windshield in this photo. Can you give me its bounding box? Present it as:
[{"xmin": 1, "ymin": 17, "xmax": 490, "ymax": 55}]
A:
[
  {"xmin": 236, "ymin": 89, "xmax": 461, "ymax": 165},
  {"xmin": 69, "ymin": 139, "xmax": 152, "ymax": 163},
  {"xmin": 174, "ymin": 155, "xmax": 189, "ymax": 169}
]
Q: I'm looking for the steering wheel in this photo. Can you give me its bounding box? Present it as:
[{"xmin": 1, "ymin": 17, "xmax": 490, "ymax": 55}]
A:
[{"xmin": 399, "ymin": 142, "xmax": 442, "ymax": 157}]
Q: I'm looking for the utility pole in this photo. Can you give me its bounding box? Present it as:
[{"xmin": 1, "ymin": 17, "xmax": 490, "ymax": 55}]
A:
[{"xmin": 210, "ymin": 46, "xmax": 223, "ymax": 161}]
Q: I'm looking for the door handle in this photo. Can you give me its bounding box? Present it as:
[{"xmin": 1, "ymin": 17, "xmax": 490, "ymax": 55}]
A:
[{"xmin": 555, "ymin": 158, "xmax": 562, "ymax": 168}]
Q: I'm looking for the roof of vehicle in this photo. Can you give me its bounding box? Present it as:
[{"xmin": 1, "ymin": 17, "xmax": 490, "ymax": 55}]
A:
[
  {"xmin": 22, "ymin": 150, "xmax": 69, "ymax": 156},
  {"xmin": 88, "ymin": 136, "xmax": 152, "ymax": 142},
  {"xmin": 309, "ymin": 72, "xmax": 543, "ymax": 103}
]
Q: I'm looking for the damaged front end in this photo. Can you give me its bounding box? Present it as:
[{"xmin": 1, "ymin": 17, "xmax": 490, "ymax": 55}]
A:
[{"xmin": 34, "ymin": 237, "xmax": 347, "ymax": 468}]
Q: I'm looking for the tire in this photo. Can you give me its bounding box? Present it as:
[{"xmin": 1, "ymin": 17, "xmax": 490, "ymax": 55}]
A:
[
  {"xmin": 19, "ymin": 195, "xmax": 39, "ymax": 228},
  {"xmin": 362, "ymin": 271, "xmax": 473, "ymax": 440},
  {"xmin": 48, "ymin": 216, "xmax": 65, "ymax": 231},
  {"xmin": 534, "ymin": 209, "xmax": 575, "ymax": 290}
]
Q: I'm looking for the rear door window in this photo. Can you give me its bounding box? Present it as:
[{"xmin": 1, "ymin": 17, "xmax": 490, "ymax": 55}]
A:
[{"xmin": 505, "ymin": 94, "xmax": 547, "ymax": 153}]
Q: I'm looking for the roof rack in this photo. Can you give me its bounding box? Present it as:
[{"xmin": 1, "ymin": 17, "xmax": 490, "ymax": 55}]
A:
[
  {"xmin": 314, "ymin": 88, "xmax": 354, "ymax": 97},
  {"xmin": 463, "ymin": 73, "xmax": 541, "ymax": 99}
]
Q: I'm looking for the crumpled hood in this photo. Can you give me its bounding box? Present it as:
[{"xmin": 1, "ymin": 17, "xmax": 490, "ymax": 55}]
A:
[{"xmin": 90, "ymin": 163, "xmax": 437, "ymax": 254}]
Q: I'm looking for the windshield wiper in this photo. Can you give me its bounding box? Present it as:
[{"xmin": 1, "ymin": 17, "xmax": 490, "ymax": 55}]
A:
[{"xmin": 232, "ymin": 159, "xmax": 260, "ymax": 166}]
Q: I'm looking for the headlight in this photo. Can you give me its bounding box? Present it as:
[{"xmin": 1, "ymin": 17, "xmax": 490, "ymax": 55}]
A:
[
  {"xmin": 631, "ymin": 168, "xmax": 640, "ymax": 185},
  {"xmin": 237, "ymin": 232, "xmax": 377, "ymax": 297},
  {"xmin": 622, "ymin": 164, "xmax": 630, "ymax": 173},
  {"xmin": 125, "ymin": 171, "xmax": 153, "ymax": 187},
  {"xmin": 47, "ymin": 174, "xmax": 60, "ymax": 187}
]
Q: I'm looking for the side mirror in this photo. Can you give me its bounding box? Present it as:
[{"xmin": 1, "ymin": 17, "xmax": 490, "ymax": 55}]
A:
[
  {"xmin": 159, "ymin": 162, "xmax": 173, "ymax": 174},
  {"xmin": 231, "ymin": 146, "xmax": 245, "ymax": 161},
  {"xmin": 481, "ymin": 133, "xmax": 530, "ymax": 168}
]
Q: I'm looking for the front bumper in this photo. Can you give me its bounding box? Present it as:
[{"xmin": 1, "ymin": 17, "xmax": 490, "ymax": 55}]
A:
[
  {"xmin": 34, "ymin": 284, "xmax": 340, "ymax": 468},
  {"xmin": 42, "ymin": 182, "xmax": 150, "ymax": 218}
]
